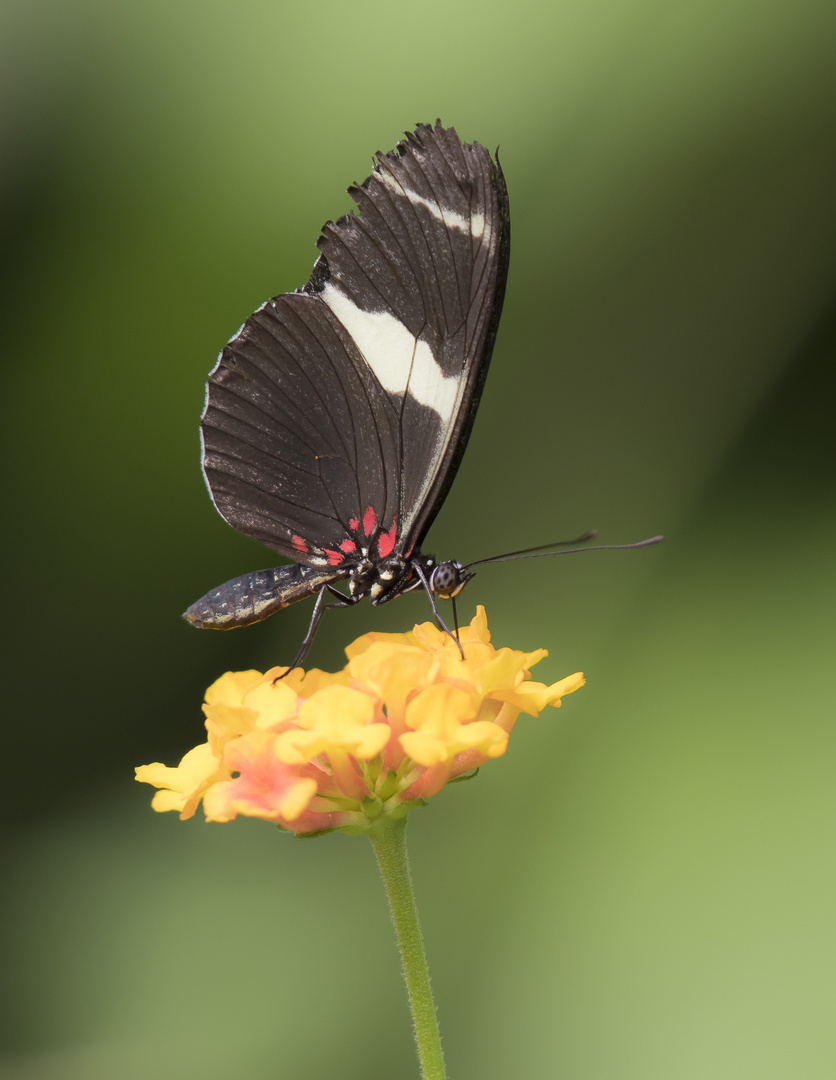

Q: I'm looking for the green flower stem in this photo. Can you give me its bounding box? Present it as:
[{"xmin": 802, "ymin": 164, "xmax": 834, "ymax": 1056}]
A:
[{"xmin": 369, "ymin": 816, "xmax": 447, "ymax": 1080}]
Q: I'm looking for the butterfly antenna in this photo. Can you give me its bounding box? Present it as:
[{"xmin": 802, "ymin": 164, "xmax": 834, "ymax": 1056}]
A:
[
  {"xmin": 466, "ymin": 533, "xmax": 662, "ymax": 569},
  {"xmin": 464, "ymin": 529, "xmax": 596, "ymax": 567},
  {"xmin": 273, "ymin": 582, "xmax": 358, "ymax": 682}
]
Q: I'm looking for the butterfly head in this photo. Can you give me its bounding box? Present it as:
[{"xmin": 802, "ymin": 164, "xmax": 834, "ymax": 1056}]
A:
[{"xmin": 428, "ymin": 560, "xmax": 473, "ymax": 599}]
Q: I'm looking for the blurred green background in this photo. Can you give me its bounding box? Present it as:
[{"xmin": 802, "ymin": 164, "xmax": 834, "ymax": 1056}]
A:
[{"xmin": 2, "ymin": 0, "xmax": 835, "ymax": 1076}]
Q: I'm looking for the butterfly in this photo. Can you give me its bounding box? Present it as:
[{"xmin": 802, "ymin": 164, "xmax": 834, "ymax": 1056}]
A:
[{"xmin": 184, "ymin": 120, "xmax": 660, "ymax": 665}]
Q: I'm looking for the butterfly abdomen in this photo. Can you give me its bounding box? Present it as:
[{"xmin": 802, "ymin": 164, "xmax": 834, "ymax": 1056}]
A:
[{"xmin": 184, "ymin": 564, "xmax": 349, "ymax": 629}]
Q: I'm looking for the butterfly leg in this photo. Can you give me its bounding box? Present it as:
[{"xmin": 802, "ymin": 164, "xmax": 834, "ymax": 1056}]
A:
[
  {"xmin": 451, "ymin": 594, "xmax": 461, "ymax": 641},
  {"xmin": 410, "ymin": 560, "xmax": 465, "ymax": 659},
  {"xmin": 275, "ymin": 583, "xmax": 361, "ymax": 679}
]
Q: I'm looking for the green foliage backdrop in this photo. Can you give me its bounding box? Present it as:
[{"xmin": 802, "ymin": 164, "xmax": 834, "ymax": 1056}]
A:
[{"xmin": 2, "ymin": 0, "xmax": 835, "ymax": 1076}]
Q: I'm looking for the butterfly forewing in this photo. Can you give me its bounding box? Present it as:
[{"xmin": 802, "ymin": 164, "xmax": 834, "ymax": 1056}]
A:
[{"xmin": 313, "ymin": 123, "xmax": 510, "ymax": 548}]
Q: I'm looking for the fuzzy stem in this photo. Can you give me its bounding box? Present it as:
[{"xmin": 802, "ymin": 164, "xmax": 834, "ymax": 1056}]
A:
[{"xmin": 368, "ymin": 816, "xmax": 446, "ymax": 1080}]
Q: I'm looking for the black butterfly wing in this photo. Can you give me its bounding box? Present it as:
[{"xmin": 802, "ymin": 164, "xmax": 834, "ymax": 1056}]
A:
[
  {"xmin": 311, "ymin": 121, "xmax": 511, "ymax": 554},
  {"xmin": 200, "ymin": 120, "xmax": 510, "ymax": 571},
  {"xmin": 201, "ymin": 291, "xmax": 401, "ymax": 566}
]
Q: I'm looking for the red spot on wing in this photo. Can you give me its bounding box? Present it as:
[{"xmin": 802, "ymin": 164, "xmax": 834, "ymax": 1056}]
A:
[
  {"xmin": 349, "ymin": 516, "xmax": 360, "ymax": 532},
  {"xmin": 324, "ymin": 549, "xmax": 344, "ymax": 566},
  {"xmin": 377, "ymin": 520, "xmax": 398, "ymax": 558},
  {"xmin": 291, "ymin": 535, "xmax": 308, "ymax": 553},
  {"xmin": 363, "ymin": 506, "xmax": 377, "ymax": 536},
  {"xmin": 339, "ymin": 538, "xmax": 357, "ymax": 554}
]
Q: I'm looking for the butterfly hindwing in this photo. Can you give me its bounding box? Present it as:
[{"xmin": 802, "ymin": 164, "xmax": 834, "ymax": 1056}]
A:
[{"xmin": 201, "ymin": 291, "xmax": 401, "ymax": 564}]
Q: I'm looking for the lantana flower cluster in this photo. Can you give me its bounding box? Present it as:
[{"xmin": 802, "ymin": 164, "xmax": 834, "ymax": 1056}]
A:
[{"xmin": 136, "ymin": 607, "xmax": 584, "ymax": 836}]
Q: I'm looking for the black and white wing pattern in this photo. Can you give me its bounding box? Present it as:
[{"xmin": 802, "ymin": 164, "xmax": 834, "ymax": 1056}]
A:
[{"xmin": 187, "ymin": 120, "xmax": 509, "ymax": 631}]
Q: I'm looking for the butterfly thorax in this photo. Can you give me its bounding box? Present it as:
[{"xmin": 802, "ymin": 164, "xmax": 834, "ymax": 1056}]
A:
[
  {"xmin": 347, "ymin": 551, "xmax": 476, "ymax": 608},
  {"xmin": 348, "ymin": 553, "xmax": 437, "ymax": 605}
]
